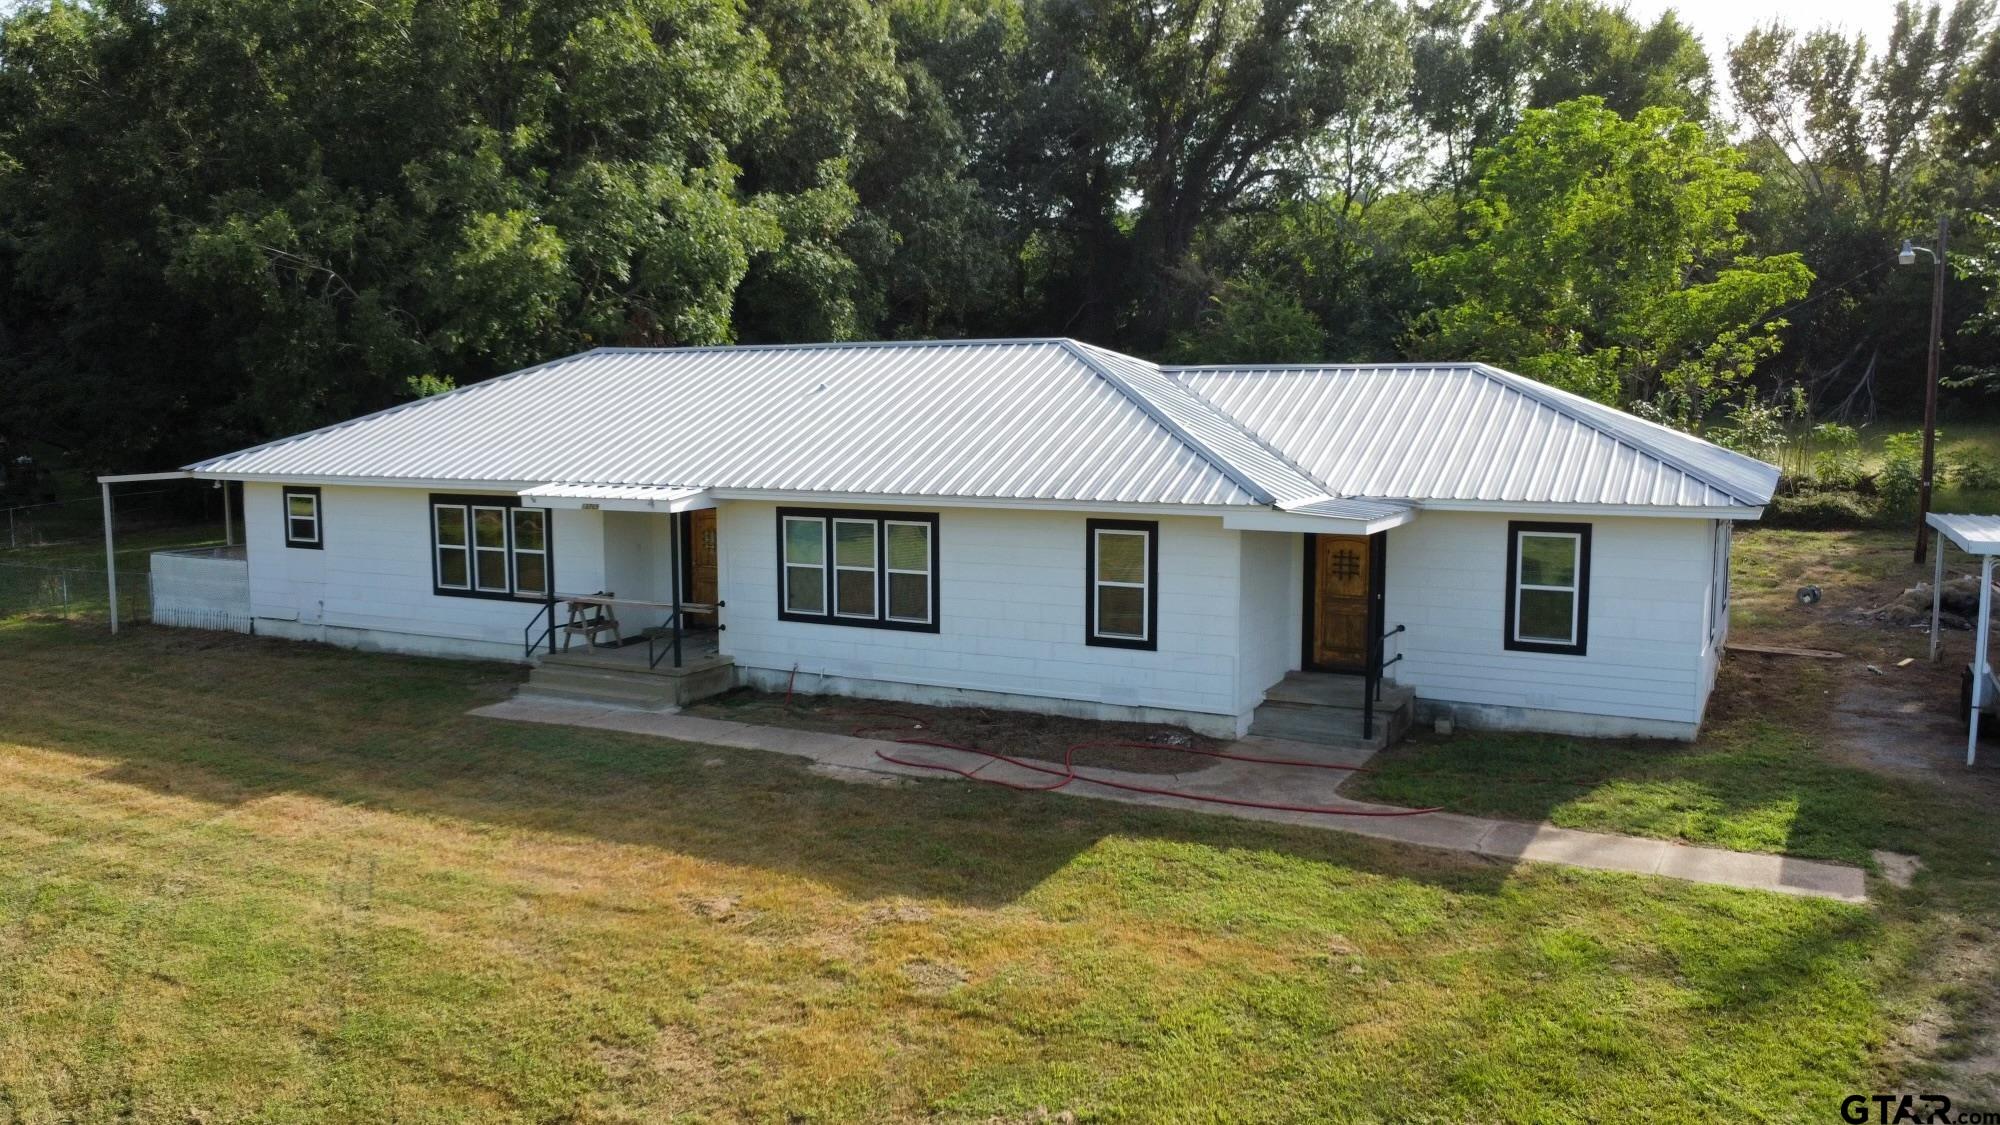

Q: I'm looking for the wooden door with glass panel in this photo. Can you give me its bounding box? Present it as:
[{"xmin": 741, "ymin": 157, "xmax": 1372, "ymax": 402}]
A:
[
  {"xmin": 684, "ymin": 508, "xmax": 718, "ymax": 627},
  {"xmin": 1309, "ymin": 534, "xmax": 1372, "ymax": 670}
]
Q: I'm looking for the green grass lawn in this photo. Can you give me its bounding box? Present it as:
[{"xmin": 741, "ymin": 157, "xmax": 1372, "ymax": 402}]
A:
[{"xmin": 0, "ymin": 614, "xmax": 1965, "ymax": 1121}]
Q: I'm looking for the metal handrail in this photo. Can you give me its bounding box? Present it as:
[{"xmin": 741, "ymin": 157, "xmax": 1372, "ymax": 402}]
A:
[
  {"xmin": 1362, "ymin": 623, "xmax": 1406, "ymax": 740},
  {"xmin": 522, "ymin": 599, "xmax": 557, "ymax": 659}
]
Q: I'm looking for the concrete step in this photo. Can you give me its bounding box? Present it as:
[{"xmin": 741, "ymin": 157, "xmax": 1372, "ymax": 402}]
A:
[
  {"xmin": 1262, "ymin": 671, "xmax": 1415, "ymax": 711},
  {"xmin": 521, "ymin": 656, "xmax": 737, "ymax": 710},
  {"xmin": 1249, "ymin": 705, "xmax": 1402, "ymax": 749},
  {"xmin": 1249, "ymin": 672, "xmax": 1413, "ymax": 749}
]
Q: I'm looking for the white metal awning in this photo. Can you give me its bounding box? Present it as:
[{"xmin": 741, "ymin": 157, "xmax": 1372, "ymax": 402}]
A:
[
  {"xmin": 515, "ymin": 483, "xmax": 714, "ymax": 512},
  {"xmin": 1927, "ymin": 513, "xmax": 2000, "ymax": 765},
  {"xmin": 1223, "ymin": 497, "xmax": 1416, "ymax": 536}
]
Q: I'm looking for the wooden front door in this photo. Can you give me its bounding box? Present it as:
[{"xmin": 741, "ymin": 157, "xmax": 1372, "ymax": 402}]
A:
[
  {"xmin": 685, "ymin": 508, "xmax": 718, "ymax": 626},
  {"xmin": 1310, "ymin": 534, "xmax": 1373, "ymax": 670}
]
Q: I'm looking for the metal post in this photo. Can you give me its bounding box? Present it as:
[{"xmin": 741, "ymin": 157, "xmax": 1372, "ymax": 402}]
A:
[
  {"xmin": 222, "ymin": 481, "xmax": 235, "ymax": 548},
  {"xmin": 1931, "ymin": 533, "xmax": 1947, "ymax": 662},
  {"xmin": 101, "ymin": 481, "xmax": 118, "ymax": 634},
  {"xmin": 1917, "ymin": 215, "xmax": 1949, "ymax": 564},
  {"xmin": 668, "ymin": 511, "xmax": 684, "ymax": 668},
  {"xmin": 1972, "ymin": 554, "xmax": 1991, "ymax": 766},
  {"xmin": 6, "ymin": 506, "xmax": 14, "ymax": 550}
]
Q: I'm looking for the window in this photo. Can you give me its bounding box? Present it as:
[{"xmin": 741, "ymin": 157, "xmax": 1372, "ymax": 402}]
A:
[
  {"xmin": 430, "ymin": 495, "xmax": 553, "ymax": 600},
  {"xmin": 1504, "ymin": 521, "xmax": 1590, "ymax": 655},
  {"xmin": 776, "ymin": 508, "xmax": 938, "ymax": 631},
  {"xmin": 1086, "ymin": 519, "xmax": 1157, "ymax": 650},
  {"xmin": 283, "ymin": 487, "xmax": 322, "ymax": 549},
  {"xmin": 833, "ymin": 518, "xmax": 878, "ymax": 618},
  {"xmin": 1710, "ymin": 519, "xmax": 1732, "ymax": 646}
]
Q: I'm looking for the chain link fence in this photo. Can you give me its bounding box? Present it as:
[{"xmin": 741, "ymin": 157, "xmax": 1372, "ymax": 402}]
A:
[{"xmin": 0, "ymin": 561, "xmax": 152, "ymax": 623}]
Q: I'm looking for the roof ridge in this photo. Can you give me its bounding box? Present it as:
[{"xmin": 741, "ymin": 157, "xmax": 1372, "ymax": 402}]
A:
[
  {"xmin": 184, "ymin": 350, "xmax": 599, "ymax": 472},
  {"xmin": 1059, "ymin": 341, "xmax": 1284, "ymax": 506},
  {"xmin": 1152, "ymin": 361, "xmax": 1343, "ymax": 503},
  {"xmin": 1467, "ymin": 363, "xmax": 1777, "ymax": 506}
]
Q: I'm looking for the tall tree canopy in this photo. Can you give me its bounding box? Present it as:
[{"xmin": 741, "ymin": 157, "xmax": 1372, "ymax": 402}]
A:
[
  {"xmin": 1415, "ymin": 98, "xmax": 1812, "ymax": 418},
  {"xmin": 0, "ymin": 0, "xmax": 1995, "ymax": 473}
]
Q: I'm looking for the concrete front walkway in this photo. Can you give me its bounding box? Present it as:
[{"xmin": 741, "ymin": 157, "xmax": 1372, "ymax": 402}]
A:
[{"xmin": 473, "ymin": 697, "xmax": 1870, "ymax": 904}]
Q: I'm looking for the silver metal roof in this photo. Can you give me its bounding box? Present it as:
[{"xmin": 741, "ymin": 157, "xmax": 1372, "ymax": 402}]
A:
[
  {"xmin": 1928, "ymin": 513, "xmax": 2000, "ymax": 556},
  {"xmin": 191, "ymin": 341, "xmax": 1264, "ymax": 507},
  {"xmin": 1173, "ymin": 362, "xmax": 1777, "ymax": 509},
  {"xmin": 189, "ymin": 340, "xmax": 1774, "ymax": 512}
]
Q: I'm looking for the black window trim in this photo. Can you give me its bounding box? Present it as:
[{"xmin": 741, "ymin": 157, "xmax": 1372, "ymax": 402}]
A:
[
  {"xmin": 282, "ymin": 486, "xmax": 323, "ymax": 550},
  {"xmin": 428, "ymin": 492, "xmax": 556, "ymax": 602},
  {"xmin": 774, "ymin": 506, "xmax": 940, "ymax": 633},
  {"xmin": 1503, "ymin": 520, "xmax": 1590, "ymax": 656},
  {"xmin": 1085, "ymin": 518, "xmax": 1159, "ymax": 651}
]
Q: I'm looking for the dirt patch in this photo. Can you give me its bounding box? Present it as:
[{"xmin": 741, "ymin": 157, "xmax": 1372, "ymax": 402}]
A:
[
  {"xmin": 687, "ymin": 688, "xmax": 1221, "ymax": 775},
  {"xmin": 901, "ymin": 958, "xmax": 968, "ymax": 995}
]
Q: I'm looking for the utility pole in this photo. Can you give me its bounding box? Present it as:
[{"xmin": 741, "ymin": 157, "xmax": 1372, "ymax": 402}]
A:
[{"xmin": 1903, "ymin": 215, "xmax": 1949, "ymax": 565}]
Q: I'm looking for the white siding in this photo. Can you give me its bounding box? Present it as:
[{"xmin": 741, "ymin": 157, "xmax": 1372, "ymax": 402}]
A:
[
  {"xmin": 242, "ymin": 483, "xmax": 609, "ymax": 660},
  {"xmin": 1382, "ymin": 511, "xmax": 1713, "ymax": 728},
  {"xmin": 1234, "ymin": 531, "xmax": 1295, "ymax": 712},
  {"xmin": 718, "ymin": 502, "xmax": 1245, "ymax": 722}
]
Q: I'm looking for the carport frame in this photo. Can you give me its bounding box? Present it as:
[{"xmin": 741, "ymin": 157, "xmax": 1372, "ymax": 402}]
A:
[{"xmin": 93, "ymin": 471, "xmax": 195, "ymax": 633}]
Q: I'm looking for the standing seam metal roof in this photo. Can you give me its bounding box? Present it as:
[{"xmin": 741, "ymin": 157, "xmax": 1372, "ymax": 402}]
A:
[
  {"xmin": 1171, "ymin": 362, "xmax": 1777, "ymax": 509},
  {"xmin": 188, "ymin": 340, "xmax": 1777, "ymax": 511}
]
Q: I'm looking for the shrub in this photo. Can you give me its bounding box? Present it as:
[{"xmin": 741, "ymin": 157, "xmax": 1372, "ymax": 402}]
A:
[
  {"xmin": 1944, "ymin": 443, "xmax": 2000, "ymax": 491},
  {"xmin": 1877, "ymin": 430, "xmax": 1929, "ymax": 512},
  {"xmin": 1762, "ymin": 490, "xmax": 1886, "ymax": 530},
  {"xmin": 1806, "ymin": 423, "xmax": 1865, "ymax": 489}
]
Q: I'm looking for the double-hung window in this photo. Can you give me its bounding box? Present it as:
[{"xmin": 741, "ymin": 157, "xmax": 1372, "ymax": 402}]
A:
[
  {"xmin": 283, "ymin": 487, "xmax": 322, "ymax": 549},
  {"xmin": 1504, "ymin": 521, "xmax": 1589, "ymax": 655},
  {"xmin": 777, "ymin": 508, "xmax": 938, "ymax": 631},
  {"xmin": 431, "ymin": 495, "xmax": 552, "ymax": 599},
  {"xmin": 1086, "ymin": 519, "xmax": 1157, "ymax": 650}
]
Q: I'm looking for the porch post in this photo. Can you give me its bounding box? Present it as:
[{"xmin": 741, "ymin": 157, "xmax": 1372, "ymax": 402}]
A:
[
  {"xmin": 668, "ymin": 510, "xmax": 684, "ymax": 668},
  {"xmin": 222, "ymin": 481, "xmax": 235, "ymax": 548},
  {"xmin": 102, "ymin": 481, "xmax": 118, "ymax": 634}
]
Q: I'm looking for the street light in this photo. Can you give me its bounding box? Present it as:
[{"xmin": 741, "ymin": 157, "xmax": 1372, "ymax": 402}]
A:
[{"xmin": 1900, "ymin": 216, "xmax": 1948, "ymax": 565}]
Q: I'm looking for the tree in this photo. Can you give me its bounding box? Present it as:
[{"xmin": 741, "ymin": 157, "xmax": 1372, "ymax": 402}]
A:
[
  {"xmin": 0, "ymin": 0, "xmax": 784, "ymax": 468},
  {"xmin": 1415, "ymin": 97, "xmax": 1813, "ymax": 422}
]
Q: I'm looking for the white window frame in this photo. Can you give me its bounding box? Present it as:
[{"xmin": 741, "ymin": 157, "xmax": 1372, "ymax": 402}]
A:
[
  {"xmin": 430, "ymin": 497, "xmax": 551, "ymax": 600},
  {"xmin": 831, "ymin": 517, "xmax": 880, "ymax": 620},
  {"xmin": 1710, "ymin": 520, "xmax": 1732, "ymax": 646},
  {"xmin": 782, "ymin": 515, "xmax": 829, "ymax": 616},
  {"xmin": 884, "ymin": 519, "xmax": 934, "ymax": 625},
  {"xmin": 434, "ymin": 503, "xmax": 471, "ymax": 591},
  {"xmin": 1091, "ymin": 526, "xmax": 1153, "ymax": 644},
  {"xmin": 1511, "ymin": 529, "xmax": 1584, "ymax": 649},
  {"xmin": 510, "ymin": 508, "xmax": 550, "ymax": 598},
  {"xmin": 283, "ymin": 488, "xmax": 321, "ymax": 548},
  {"xmin": 470, "ymin": 504, "xmax": 512, "ymax": 594}
]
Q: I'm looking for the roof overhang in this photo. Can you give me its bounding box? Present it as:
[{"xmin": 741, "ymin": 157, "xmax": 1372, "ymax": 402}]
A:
[
  {"xmin": 516, "ymin": 484, "xmax": 714, "ymax": 512},
  {"xmin": 96, "ymin": 471, "xmax": 195, "ymax": 484},
  {"xmin": 1223, "ymin": 505, "xmax": 1416, "ymax": 536},
  {"xmin": 1418, "ymin": 499, "xmax": 1764, "ymax": 520}
]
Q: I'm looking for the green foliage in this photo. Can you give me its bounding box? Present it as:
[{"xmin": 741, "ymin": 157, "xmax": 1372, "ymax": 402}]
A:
[
  {"xmin": 1763, "ymin": 490, "xmax": 1886, "ymax": 530},
  {"xmin": 1945, "ymin": 442, "xmax": 2000, "ymax": 490},
  {"xmin": 1807, "ymin": 423, "xmax": 1867, "ymax": 489},
  {"xmin": 2, "ymin": 0, "xmax": 1999, "ymax": 472},
  {"xmin": 1414, "ymin": 98, "xmax": 1814, "ymax": 415},
  {"xmin": 1877, "ymin": 430, "xmax": 1931, "ymax": 511},
  {"xmin": 1165, "ymin": 274, "xmax": 1327, "ymax": 365}
]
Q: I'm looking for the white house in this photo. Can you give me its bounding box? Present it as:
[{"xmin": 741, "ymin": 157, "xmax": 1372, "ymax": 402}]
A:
[{"xmin": 123, "ymin": 339, "xmax": 1774, "ymax": 744}]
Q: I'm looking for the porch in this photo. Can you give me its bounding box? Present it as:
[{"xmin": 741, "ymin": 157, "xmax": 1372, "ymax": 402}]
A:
[{"xmin": 523, "ymin": 620, "xmax": 736, "ymax": 711}]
